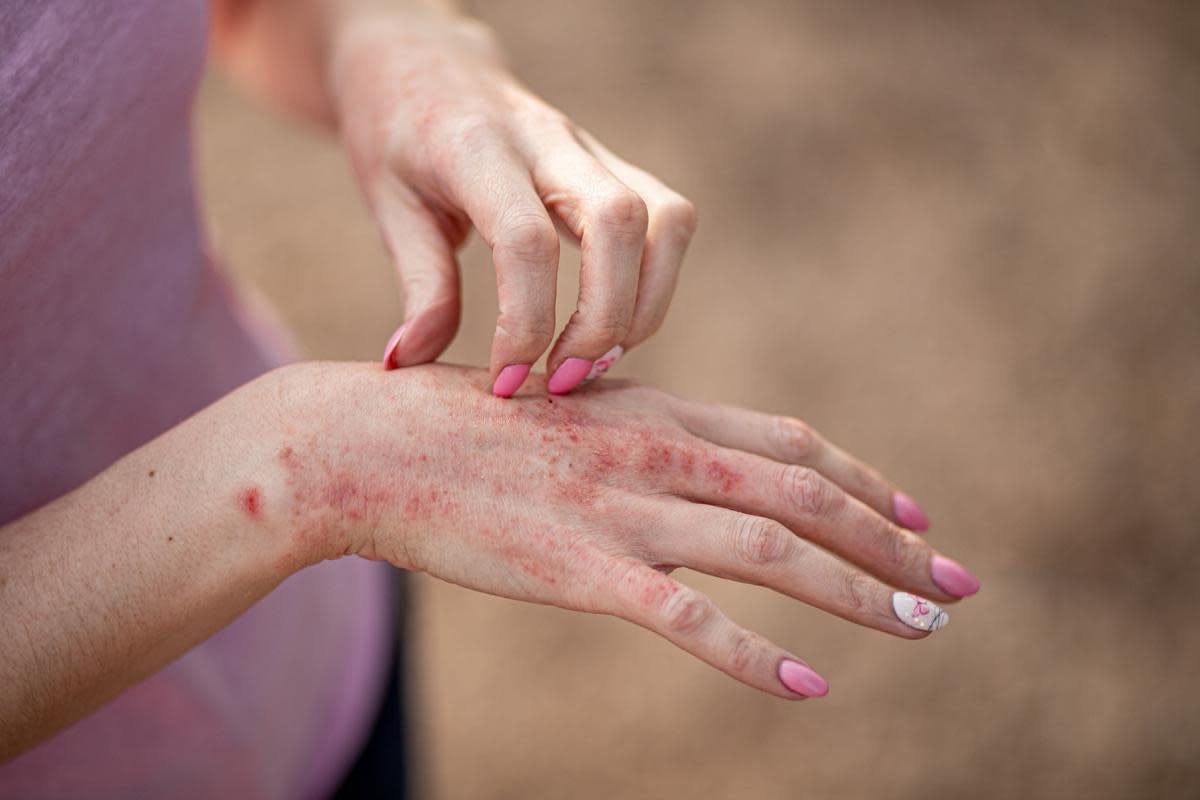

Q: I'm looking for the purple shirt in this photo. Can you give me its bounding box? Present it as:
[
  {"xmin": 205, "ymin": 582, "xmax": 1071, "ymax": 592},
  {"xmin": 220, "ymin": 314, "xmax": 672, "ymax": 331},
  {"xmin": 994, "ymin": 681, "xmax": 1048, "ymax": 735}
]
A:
[{"xmin": 0, "ymin": 3, "xmax": 393, "ymax": 796}]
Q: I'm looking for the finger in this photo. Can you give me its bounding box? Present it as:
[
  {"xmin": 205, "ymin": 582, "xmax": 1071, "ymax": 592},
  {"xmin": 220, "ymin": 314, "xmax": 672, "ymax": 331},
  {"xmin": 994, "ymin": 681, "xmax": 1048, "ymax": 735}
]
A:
[
  {"xmin": 375, "ymin": 176, "xmax": 463, "ymax": 369},
  {"xmin": 672, "ymin": 400, "xmax": 928, "ymax": 531},
  {"xmin": 530, "ymin": 136, "xmax": 646, "ymax": 392},
  {"xmin": 439, "ymin": 133, "xmax": 560, "ymax": 395},
  {"xmin": 644, "ymin": 498, "xmax": 937, "ymax": 639},
  {"xmin": 601, "ymin": 560, "xmax": 829, "ymax": 699},
  {"xmin": 577, "ymin": 129, "xmax": 697, "ymax": 347},
  {"xmin": 670, "ymin": 446, "xmax": 980, "ymax": 601}
]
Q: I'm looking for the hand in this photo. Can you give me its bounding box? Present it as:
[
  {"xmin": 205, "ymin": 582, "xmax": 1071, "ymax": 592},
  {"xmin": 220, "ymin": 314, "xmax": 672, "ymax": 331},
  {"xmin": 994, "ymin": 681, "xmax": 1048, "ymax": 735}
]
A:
[
  {"xmin": 282, "ymin": 363, "xmax": 979, "ymax": 698},
  {"xmin": 328, "ymin": 11, "xmax": 697, "ymax": 396}
]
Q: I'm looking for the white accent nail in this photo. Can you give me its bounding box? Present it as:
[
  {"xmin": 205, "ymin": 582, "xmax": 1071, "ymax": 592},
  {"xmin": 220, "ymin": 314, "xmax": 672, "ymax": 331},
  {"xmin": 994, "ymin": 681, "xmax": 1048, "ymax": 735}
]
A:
[
  {"xmin": 582, "ymin": 345, "xmax": 623, "ymax": 383},
  {"xmin": 892, "ymin": 592, "xmax": 949, "ymax": 632}
]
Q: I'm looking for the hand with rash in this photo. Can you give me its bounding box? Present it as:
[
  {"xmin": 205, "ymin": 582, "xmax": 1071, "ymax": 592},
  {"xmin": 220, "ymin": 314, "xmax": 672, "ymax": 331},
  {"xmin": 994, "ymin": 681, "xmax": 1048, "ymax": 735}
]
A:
[{"xmin": 259, "ymin": 363, "xmax": 979, "ymax": 698}]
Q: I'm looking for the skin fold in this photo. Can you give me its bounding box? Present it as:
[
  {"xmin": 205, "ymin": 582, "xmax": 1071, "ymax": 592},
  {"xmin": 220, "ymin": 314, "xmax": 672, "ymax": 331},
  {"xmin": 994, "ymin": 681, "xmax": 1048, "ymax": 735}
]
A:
[{"xmin": 0, "ymin": 363, "xmax": 975, "ymax": 760}]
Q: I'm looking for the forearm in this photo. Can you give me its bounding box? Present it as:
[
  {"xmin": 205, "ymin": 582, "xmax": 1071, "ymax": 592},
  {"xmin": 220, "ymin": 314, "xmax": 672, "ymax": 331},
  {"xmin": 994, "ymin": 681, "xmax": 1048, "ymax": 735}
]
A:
[
  {"xmin": 210, "ymin": 0, "xmax": 464, "ymax": 125},
  {"xmin": 0, "ymin": 368, "xmax": 315, "ymax": 760}
]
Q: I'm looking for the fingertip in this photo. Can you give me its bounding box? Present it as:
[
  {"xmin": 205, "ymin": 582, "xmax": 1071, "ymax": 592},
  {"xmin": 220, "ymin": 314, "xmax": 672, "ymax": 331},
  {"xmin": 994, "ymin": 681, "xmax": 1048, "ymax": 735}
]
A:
[
  {"xmin": 492, "ymin": 363, "xmax": 532, "ymax": 398},
  {"xmin": 386, "ymin": 300, "xmax": 460, "ymax": 369},
  {"xmin": 382, "ymin": 324, "xmax": 407, "ymax": 370},
  {"xmin": 930, "ymin": 554, "xmax": 981, "ymax": 598},
  {"xmin": 778, "ymin": 659, "xmax": 829, "ymax": 698},
  {"xmin": 548, "ymin": 358, "xmax": 593, "ymax": 394},
  {"xmin": 893, "ymin": 491, "xmax": 931, "ymax": 532}
]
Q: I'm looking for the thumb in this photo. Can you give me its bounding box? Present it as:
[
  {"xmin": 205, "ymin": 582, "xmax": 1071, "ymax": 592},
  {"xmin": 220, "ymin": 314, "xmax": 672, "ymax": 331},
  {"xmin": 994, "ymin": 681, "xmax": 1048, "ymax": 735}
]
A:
[{"xmin": 375, "ymin": 178, "xmax": 463, "ymax": 369}]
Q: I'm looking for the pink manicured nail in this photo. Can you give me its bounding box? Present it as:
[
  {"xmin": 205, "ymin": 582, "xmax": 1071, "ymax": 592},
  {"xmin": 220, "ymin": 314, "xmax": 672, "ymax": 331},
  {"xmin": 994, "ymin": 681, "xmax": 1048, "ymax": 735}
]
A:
[
  {"xmin": 930, "ymin": 554, "xmax": 981, "ymax": 598},
  {"xmin": 547, "ymin": 358, "xmax": 593, "ymax": 395},
  {"xmin": 492, "ymin": 364, "xmax": 531, "ymax": 398},
  {"xmin": 582, "ymin": 345, "xmax": 623, "ymax": 384},
  {"xmin": 778, "ymin": 660, "xmax": 829, "ymax": 697},
  {"xmin": 382, "ymin": 324, "xmax": 407, "ymax": 370},
  {"xmin": 893, "ymin": 491, "xmax": 931, "ymax": 532}
]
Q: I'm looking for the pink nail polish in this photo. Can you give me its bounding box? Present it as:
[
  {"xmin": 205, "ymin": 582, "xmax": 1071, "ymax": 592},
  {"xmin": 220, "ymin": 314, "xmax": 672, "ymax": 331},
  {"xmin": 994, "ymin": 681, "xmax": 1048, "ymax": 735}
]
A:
[
  {"xmin": 382, "ymin": 324, "xmax": 407, "ymax": 370},
  {"xmin": 930, "ymin": 554, "xmax": 981, "ymax": 598},
  {"xmin": 492, "ymin": 363, "xmax": 531, "ymax": 398},
  {"xmin": 893, "ymin": 491, "xmax": 931, "ymax": 532},
  {"xmin": 778, "ymin": 660, "xmax": 829, "ymax": 697},
  {"xmin": 547, "ymin": 358, "xmax": 593, "ymax": 395}
]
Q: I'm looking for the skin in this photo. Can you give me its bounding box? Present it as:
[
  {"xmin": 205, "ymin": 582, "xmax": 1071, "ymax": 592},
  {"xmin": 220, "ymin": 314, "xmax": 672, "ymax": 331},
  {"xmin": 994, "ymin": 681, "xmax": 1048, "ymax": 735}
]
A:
[
  {"xmin": 0, "ymin": 363, "xmax": 971, "ymax": 760},
  {"xmin": 2, "ymin": 0, "xmax": 974, "ymax": 767},
  {"xmin": 209, "ymin": 0, "xmax": 697, "ymax": 390}
]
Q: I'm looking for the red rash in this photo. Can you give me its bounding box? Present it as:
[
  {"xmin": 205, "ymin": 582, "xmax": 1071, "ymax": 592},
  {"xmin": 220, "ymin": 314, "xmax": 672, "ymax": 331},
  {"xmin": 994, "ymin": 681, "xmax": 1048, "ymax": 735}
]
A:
[
  {"xmin": 238, "ymin": 486, "xmax": 264, "ymax": 520},
  {"xmin": 706, "ymin": 459, "xmax": 743, "ymax": 493},
  {"xmin": 637, "ymin": 571, "xmax": 680, "ymax": 609}
]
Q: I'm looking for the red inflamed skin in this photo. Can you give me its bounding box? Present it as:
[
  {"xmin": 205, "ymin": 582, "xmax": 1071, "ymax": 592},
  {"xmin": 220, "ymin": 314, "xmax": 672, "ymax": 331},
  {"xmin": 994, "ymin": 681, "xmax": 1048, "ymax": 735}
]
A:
[{"xmin": 242, "ymin": 362, "xmax": 980, "ymax": 700}]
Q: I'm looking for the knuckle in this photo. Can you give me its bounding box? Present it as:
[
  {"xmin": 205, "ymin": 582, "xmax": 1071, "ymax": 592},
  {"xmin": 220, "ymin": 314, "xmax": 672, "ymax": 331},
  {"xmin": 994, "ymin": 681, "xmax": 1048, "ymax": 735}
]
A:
[
  {"xmin": 439, "ymin": 113, "xmax": 497, "ymax": 154},
  {"xmin": 840, "ymin": 570, "xmax": 873, "ymax": 615},
  {"xmin": 496, "ymin": 214, "xmax": 559, "ymax": 266},
  {"xmin": 594, "ymin": 190, "xmax": 650, "ymax": 237},
  {"xmin": 662, "ymin": 588, "xmax": 714, "ymax": 636},
  {"xmin": 728, "ymin": 630, "xmax": 758, "ymax": 675},
  {"xmin": 661, "ymin": 193, "xmax": 698, "ymax": 238},
  {"xmin": 454, "ymin": 18, "xmax": 502, "ymax": 55},
  {"xmin": 496, "ymin": 310, "xmax": 556, "ymax": 350},
  {"xmin": 782, "ymin": 466, "xmax": 840, "ymax": 518},
  {"xmin": 732, "ymin": 516, "xmax": 792, "ymax": 567},
  {"xmin": 772, "ymin": 416, "xmax": 818, "ymax": 462},
  {"xmin": 567, "ymin": 307, "xmax": 630, "ymax": 348},
  {"xmin": 624, "ymin": 312, "xmax": 664, "ymax": 348},
  {"xmin": 881, "ymin": 525, "xmax": 925, "ymax": 572},
  {"xmin": 513, "ymin": 102, "xmax": 570, "ymax": 135}
]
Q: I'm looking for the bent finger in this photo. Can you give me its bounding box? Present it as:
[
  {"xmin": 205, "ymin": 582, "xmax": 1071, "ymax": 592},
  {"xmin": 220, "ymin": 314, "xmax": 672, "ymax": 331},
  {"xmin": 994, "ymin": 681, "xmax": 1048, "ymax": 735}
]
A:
[
  {"xmin": 578, "ymin": 129, "xmax": 696, "ymax": 348},
  {"xmin": 600, "ymin": 560, "xmax": 829, "ymax": 699},
  {"xmin": 375, "ymin": 175, "xmax": 463, "ymax": 369},
  {"xmin": 531, "ymin": 138, "xmax": 645, "ymax": 392},
  {"xmin": 644, "ymin": 499, "xmax": 938, "ymax": 638},
  {"xmin": 440, "ymin": 135, "xmax": 561, "ymax": 394},
  {"xmin": 672, "ymin": 447, "xmax": 979, "ymax": 602}
]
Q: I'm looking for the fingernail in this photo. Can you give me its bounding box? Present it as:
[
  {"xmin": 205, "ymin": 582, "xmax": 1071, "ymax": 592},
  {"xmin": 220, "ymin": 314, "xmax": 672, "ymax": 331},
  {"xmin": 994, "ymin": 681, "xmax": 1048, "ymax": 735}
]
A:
[
  {"xmin": 778, "ymin": 659, "xmax": 829, "ymax": 697},
  {"xmin": 547, "ymin": 358, "xmax": 593, "ymax": 395},
  {"xmin": 582, "ymin": 345, "xmax": 624, "ymax": 384},
  {"xmin": 382, "ymin": 324, "xmax": 407, "ymax": 370},
  {"xmin": 893, "ymin": 491, "xmax": 931, "ymax": 532},
  {"xmin": 492, "ymin": 363, "xmax": 532, "ymax": 398},
  {"xmin": 892, "ymin": 592, "xmax": 949, "ymax": 632},
  {"xmin": 930, "ymin": 554, "xmax": 981, "ymax": 598}
]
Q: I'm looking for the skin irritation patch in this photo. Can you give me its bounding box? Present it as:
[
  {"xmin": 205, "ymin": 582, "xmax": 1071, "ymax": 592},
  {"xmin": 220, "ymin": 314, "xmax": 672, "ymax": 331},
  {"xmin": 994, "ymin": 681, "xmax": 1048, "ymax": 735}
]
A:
[
  {"xmin": 256, "ymin": 379, "xmax": 748, "ymax": 586},
  {"xmin": 238, "ymin": 486, "xmax": 264, "ymax": 520}
]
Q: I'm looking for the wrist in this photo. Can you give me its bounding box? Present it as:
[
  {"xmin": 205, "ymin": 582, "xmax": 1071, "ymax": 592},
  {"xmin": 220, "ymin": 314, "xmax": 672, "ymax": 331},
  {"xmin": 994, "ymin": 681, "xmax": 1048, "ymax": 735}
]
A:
[
  {"xmin": 327, "ymin": 6, "xmax": 506, "ymax": 107},
  {"xmin": 255, "ymin": 361, "xmax": 423, "ymax": 573}
]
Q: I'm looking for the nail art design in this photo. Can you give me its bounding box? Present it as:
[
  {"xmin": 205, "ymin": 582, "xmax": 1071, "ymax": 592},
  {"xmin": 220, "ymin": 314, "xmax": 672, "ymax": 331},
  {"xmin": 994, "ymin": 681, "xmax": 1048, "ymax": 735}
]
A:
[
  {"xmin": 582, "ymin": 345, "xmax": 624, "ymax": 384},
  {"xmin": 892, "ymin": 592, "xmax": 949, "ymax": 632}
]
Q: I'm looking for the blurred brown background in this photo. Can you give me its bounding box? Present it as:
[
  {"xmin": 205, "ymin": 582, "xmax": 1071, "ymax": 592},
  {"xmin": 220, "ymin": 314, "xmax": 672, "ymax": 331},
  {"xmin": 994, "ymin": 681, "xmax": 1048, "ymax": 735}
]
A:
[{"xmin": 197, "ymin": 1, "xmax": 1200, "ymax": 797}]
